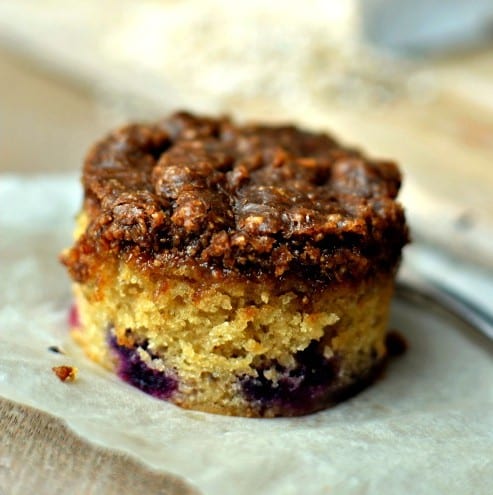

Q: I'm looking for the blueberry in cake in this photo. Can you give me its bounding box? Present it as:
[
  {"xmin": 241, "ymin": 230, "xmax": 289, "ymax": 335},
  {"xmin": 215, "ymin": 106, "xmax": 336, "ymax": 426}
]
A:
[{"xmin": 61, "ymin": 111, "xmax": 408, "ymax": 417}]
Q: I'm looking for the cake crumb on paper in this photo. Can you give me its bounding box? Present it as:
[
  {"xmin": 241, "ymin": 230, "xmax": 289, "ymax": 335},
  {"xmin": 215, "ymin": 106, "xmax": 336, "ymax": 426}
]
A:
[
  {"xmin": 52, "ymin": 365, "xmax": 78, "ymax": 382},
  {"xmin": 48, "ymin": 345, "xmax": 64, "ymax": 354},
  {"xmin": 385, "ymin": 330, "xmax": 408, "ymax": 357}
]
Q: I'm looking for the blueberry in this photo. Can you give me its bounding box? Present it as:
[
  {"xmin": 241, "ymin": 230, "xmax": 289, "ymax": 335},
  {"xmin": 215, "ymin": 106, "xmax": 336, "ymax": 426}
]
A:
[
  {"xmin": 240, "ymin": 340, "xmax": 340, "ymax": 413},
  {"xmin": 109, "ymin": 335, "xmax": 178, "ymax": 400}
]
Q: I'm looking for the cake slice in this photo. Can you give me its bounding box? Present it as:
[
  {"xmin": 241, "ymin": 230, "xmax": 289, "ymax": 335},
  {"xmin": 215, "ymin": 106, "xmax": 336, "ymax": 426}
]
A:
[{"xmin": 61, "ymin": 111, "xmax": 408, "ymax": 417}]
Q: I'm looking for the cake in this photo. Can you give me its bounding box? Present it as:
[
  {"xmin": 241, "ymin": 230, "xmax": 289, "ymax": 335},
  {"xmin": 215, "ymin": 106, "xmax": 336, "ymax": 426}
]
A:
[{"xmin": 61, "ymin": 111, "xmax": 408, "ymax": 417}]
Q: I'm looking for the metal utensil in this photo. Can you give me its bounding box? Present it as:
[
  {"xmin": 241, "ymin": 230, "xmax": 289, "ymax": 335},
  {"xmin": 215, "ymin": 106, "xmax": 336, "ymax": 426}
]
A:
[
  {"xmin": 397, "ymin": 265, "xmax": 493, "ymax": 342},
  {"xmin": 359, "ymin": 0, "xmax": 493, "ymax": 54}
]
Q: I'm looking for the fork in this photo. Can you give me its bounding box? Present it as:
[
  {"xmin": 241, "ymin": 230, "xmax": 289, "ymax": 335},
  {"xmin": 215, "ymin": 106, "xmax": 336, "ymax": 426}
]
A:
[{"xmin": 396, "ymin": 265, "xmax": 493, "ymax": 342}]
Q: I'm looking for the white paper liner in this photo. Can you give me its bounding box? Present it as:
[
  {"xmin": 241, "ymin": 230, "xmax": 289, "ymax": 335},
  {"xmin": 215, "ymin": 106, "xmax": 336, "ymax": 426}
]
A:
[{"xmin": 1, "ymin": 175, "xmax": 492, "ymax": 495}]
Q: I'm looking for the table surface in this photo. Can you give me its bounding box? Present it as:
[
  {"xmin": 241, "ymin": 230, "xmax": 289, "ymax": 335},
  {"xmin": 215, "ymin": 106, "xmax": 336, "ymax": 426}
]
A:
[{"xmin": 1, "ymin": 44, "xmax": 493, "ymax": 495}]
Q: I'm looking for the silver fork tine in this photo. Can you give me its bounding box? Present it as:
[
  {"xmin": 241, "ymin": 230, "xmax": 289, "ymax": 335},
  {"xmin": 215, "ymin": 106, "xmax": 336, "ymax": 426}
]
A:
[{"xmin": 396, "ymin": 265, "xmax": 493, "ymax": 342}]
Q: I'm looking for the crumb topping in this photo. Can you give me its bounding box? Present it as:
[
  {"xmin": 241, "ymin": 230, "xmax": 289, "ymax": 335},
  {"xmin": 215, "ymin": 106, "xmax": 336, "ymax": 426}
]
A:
[{"xmin": 64, "ymin": 112, "xmax": 408, "ymax": 283}]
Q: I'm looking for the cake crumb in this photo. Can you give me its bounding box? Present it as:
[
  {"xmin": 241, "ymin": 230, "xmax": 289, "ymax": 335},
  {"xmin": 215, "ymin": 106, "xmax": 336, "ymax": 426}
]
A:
[
  {"xmin": 323, "ymin": 346, "xmax": 334, "ymax": 359},
  {"xmin": 48, "ymin": 345, "xmax": 64, "ymax": 354},
  {"xmin": 385, "ymin": 330, "xmax": 408, "ymax": 357},
  {"xmin": 52, "ymin": 365, "xmax": 78, "ymax": 382}
]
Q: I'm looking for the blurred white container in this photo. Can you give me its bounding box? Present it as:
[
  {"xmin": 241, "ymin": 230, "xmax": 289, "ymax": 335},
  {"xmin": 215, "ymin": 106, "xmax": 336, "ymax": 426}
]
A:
[{"xmin": 360, "ymin": 0, "xmax": 493, "ymax": 53}]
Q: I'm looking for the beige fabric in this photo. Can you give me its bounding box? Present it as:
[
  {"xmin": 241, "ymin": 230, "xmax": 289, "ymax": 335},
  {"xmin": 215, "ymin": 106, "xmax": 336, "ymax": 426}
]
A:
[{"xmin": 0, "ymin": 399, "xmax": 199, "ymax": 495}]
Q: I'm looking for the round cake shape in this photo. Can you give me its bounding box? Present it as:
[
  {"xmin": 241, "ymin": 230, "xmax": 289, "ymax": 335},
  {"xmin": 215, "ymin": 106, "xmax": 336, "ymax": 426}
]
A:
[{"xmin": 61, "ymin": 111, "xmax": 408, "ymax": 417}]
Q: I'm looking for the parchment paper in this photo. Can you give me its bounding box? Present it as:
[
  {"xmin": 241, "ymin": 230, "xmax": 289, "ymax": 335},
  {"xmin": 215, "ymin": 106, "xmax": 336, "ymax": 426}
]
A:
[{"xmin": 1, "ymin": 175, "xmax": 493, "ymax": 495}]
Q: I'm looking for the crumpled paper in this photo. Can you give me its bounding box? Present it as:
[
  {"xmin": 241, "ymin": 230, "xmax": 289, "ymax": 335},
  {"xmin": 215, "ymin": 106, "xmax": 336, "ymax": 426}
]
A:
[{"xmin": 1, "ymin": 175, "xmax": 492, "ymax": 495}]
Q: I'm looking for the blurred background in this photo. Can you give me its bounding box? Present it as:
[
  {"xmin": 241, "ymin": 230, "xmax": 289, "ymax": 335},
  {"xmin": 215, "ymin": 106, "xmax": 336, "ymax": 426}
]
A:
[{"xmin": 1, "ymin": 0, "xmax": 493, "ymax": 282}]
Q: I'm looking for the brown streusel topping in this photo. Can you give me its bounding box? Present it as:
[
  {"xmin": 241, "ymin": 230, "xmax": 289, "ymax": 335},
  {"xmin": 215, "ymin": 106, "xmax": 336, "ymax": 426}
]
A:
[{"xmin": 64, "ymin": 112, "xmax": 408, "ymax": 284}]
